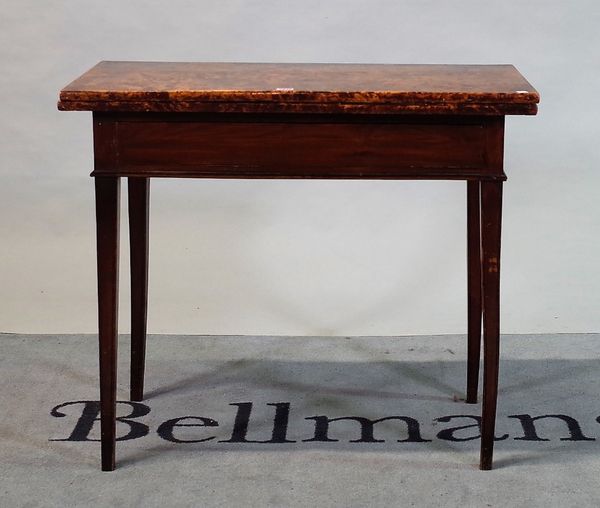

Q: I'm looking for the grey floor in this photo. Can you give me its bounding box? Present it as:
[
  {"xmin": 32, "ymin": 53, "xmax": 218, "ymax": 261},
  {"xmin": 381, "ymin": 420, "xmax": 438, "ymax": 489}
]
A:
[{"xmin": 1, "ymin": 333, "xmax": 599, "ymax": 507}]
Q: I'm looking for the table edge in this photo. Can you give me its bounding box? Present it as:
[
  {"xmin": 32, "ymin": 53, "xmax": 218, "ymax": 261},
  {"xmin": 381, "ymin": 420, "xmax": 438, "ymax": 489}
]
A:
[{"xmin": 57, "ymin": 99, "xmax": 538, "ymax": 115}]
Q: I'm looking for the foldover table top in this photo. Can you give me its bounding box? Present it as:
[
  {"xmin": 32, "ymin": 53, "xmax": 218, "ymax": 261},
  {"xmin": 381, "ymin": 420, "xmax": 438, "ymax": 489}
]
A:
[{"xmin": 58, "ymin": 61, "xmax": 539, "ymax": 115}]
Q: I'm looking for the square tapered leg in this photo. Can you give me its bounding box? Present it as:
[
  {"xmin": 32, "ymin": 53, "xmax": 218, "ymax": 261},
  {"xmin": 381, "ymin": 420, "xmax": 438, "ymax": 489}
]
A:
[
  {"xmin": 128, "ymin": 177, "xmax": 149, "ymax": 402},
  {"xmin": 95, "ymin": 176, "xmax": 121, "ymax": 471},
  {"xmin": 466, "ymin": 180, "xmax": 483, "ymax": 404},
  {"xmin": 479, "ymin": 180, "xmax": 503, "ymax": 470}
]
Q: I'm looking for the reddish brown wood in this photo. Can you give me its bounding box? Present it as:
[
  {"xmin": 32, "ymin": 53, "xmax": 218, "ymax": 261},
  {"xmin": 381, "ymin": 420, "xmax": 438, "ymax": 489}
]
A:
[
  {"xmin": 94, "ymin": 176, "xmax": 120, "ymax": 472},
  {"xmin": 59, "ymin": 62, "xmax": 538, "ymax": 471},
  {"xmin": 91, "ymin": 113, "xmax": 505, "ymax": 180},
  {"xmin": 59, "ymin": 99, "xmax": 537, "ymax": 116},
  {"xmin": 58, "ymin": 62, "xmax": 539, "ymax": 115},
  {"xmin": 479, "ymin": 180, "xmax": 503, "ymax": 470},
  {"xmin": 466, "ymin": 181, "xmax": 482, "ymax": 404},
  {"xmin": 128, "ymin": 177, "xmax": 149, "ymax": 402}
]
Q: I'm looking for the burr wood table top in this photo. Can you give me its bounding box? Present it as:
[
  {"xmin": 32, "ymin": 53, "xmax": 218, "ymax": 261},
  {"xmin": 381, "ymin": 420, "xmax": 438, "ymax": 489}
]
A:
[{"xmin": 58, "ymin": 61, "xmax": 539, "ymax": 115}]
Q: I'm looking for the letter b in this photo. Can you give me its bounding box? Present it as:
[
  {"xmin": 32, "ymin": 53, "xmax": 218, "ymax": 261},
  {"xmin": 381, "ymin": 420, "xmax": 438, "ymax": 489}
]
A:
[{"xmin": 50, "ymin": 400, "xmax": 150, "ymax": 441}]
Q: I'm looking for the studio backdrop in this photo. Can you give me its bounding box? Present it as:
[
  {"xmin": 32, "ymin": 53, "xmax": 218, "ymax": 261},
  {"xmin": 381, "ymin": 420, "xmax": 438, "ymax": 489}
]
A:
[{"xmin": 0, "ymin": 0, "xmax": 598, "ymax": 335}]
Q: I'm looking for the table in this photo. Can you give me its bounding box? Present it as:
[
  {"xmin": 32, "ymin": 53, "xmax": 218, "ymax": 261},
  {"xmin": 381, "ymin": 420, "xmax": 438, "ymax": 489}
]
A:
[{"xmin": 58, "ymin": 61, "xmax": 539, "ymax": 471}]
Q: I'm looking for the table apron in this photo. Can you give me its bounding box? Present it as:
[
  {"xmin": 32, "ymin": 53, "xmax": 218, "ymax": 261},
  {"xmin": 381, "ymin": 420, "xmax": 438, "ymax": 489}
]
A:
[{"xmin": 92, "ymin": 113, "xmax": 505, "ymax": 180}]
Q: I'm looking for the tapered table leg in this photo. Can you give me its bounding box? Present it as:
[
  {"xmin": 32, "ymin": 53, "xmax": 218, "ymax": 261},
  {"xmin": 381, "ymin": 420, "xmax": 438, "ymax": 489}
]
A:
[
  {"xmin": 95, "ymin": 177, "xmax": 121, "ymax": 471},
  {"xmin": 466, "ymin": 181, "xmax": 482, "ymax": 404},
  {"xmin": 128, "ymin": 177, "xmax": 149, "ymax": 402},
  {"xmin": 479, "ymin": 180, "xmax": 503, "ymax": 470}
]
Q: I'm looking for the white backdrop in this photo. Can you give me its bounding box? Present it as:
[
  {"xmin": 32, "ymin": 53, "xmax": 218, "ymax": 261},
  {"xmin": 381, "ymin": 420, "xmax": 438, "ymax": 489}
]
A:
[{"xmin": 1, "ymin": 0, "xmax": 598, "ymax": 335}]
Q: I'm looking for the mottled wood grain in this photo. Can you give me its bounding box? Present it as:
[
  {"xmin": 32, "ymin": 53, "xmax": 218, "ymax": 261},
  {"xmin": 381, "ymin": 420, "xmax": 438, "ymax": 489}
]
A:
[{"xmin": 59, "ymin": 62, "xmax": 539, "ymax": 115}]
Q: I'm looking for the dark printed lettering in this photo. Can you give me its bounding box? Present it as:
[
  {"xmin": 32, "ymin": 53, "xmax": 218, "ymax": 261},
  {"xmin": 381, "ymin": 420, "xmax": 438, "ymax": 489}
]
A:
[
  {"xmin": 219, "ymin": 402, "xmax": 296, "ymax": 443},
  {"xmin": 303, "ymin": 415, "xmax": 431, "ymax": 443},
  {"xmin": 509, "ymin": 414, "xmax": 595, "ymax": 441},
  {"xmin": 50, "ymin": 400, "xmax": 150, "ymax": 441},
  {"xmin": 157, "ymin": 416, "xmax": 218, "ymax": 443},
  {"xmin": 436, "ymin": 415, "xmax": 508, "ymax": 442}
]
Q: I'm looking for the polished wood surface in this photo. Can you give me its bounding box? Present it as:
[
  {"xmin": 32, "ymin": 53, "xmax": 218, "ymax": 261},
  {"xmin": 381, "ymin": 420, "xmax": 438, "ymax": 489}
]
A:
[
  {"xmin": 128, "ymin": 178, "xmax": 149, "ymax": 402},
  {"xmin": 466, "ymin": 181, "xmax": 483, "ymax": 404},
  {"xmin": 58, "ymin": 62, "xmax": 538, "ymax": 472},
  {"xmin": 58, "ymin": 61, "xmax": 539, "ymax": 115},
  {"xmin": 479, "ymin": 181, "xmax": 503, "ymax": 470},
  {"xmin": 94, "ymin": 177, "xmax": 120, "ymax": 472},
  {"xmin": 91, "ymin": 113, "xmax": 505, "ymax": 180}
]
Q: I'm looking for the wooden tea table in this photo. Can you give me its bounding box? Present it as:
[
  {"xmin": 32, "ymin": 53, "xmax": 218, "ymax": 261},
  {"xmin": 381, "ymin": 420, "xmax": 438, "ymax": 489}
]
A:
[{"xmin": 58, "ymin": 61, "xmax": 539, "ymax": 471}]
